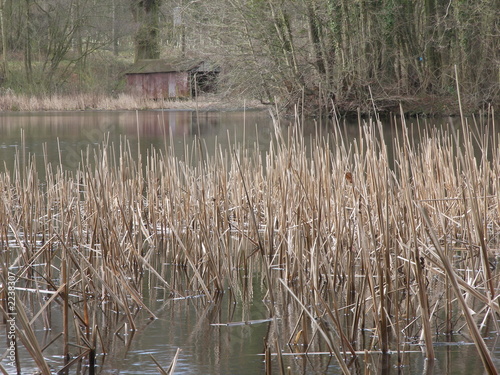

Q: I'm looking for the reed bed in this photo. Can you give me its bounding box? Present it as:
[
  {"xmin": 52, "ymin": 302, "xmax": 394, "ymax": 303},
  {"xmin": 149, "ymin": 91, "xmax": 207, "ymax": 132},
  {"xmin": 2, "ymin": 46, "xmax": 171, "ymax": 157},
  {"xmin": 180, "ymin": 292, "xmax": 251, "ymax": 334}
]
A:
[
  {"xmin": 0, "ymin": 108, "xmax": 499, "ymax": 374},
  {"xmin": 0, "ymin": 91, "xmax": 264, "ymax": 111}
]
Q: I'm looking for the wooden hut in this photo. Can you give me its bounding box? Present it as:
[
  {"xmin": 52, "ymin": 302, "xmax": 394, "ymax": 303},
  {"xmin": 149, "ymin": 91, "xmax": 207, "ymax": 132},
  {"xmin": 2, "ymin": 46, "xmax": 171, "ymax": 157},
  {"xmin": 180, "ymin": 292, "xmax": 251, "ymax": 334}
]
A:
[{"xmin": 125, "ymin": 59, "xmax": 218, "ymax": 99}]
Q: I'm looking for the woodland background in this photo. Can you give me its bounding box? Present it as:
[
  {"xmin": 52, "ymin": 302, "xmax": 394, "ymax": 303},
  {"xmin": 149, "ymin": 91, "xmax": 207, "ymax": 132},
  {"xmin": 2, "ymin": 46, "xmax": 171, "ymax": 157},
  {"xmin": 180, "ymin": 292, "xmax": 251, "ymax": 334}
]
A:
[{"xmin": 0, "ymin": 0, "xmax": 498, "ymax": 114}]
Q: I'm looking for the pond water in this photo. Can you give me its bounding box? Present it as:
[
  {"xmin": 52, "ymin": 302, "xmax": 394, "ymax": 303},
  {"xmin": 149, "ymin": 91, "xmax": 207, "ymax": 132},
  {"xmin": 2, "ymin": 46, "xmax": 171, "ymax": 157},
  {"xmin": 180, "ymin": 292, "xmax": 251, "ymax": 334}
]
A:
[
  {"xmin": 0, "ymin": 110, "xmax": 277, "ymax": 173},
  {"xmin": 1, "ymin": 109, "xmax": 499, "ymax": 375},
  {"xmin": 0, "ymin": 109, "xmax": 496, "ymax": 174}
]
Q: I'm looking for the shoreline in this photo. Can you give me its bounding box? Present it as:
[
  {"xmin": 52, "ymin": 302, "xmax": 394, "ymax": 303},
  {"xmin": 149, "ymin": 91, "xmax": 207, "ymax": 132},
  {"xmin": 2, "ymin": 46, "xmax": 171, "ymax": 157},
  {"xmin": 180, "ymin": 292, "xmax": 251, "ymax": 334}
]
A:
[
  {"xmin": 0, "ymin": 91, "xmax": 492, "ymax": 117},
  {"xmin": 0, "ymin": 92, "xmax": 269, "ymax": 113}
]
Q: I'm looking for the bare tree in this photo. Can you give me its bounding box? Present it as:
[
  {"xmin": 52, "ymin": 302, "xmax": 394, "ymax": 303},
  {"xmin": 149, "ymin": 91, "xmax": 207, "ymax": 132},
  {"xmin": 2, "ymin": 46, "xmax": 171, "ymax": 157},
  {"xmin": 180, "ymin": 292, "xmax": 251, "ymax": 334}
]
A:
[{"xmin": 0, "ymin": 0, "xmax": 497, "ymax": 109}]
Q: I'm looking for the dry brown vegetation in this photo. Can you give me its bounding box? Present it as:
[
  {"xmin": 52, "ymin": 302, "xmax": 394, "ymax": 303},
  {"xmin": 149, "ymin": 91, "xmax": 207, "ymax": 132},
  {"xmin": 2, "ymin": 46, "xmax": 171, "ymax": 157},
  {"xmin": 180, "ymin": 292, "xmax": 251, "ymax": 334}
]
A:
[
  {"xmin": 0, "ymin": 107, "xmax": 499, "ymax": 374},
  {"xmin": 0, "ymin": 91, "xmax": 265, "ymax": 112}
]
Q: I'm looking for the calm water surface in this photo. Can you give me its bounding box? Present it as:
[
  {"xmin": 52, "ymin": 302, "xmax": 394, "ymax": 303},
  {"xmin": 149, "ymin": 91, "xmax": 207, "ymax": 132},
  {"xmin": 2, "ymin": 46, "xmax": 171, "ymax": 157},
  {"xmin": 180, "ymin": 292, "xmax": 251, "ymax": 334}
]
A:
[
  {"xmin": 0, "ymin": 110, "xmax": 276, "ymax": 173},
  {"xmin": 1, "ymin": 110, "xmax": 499, "ymax": 374}
]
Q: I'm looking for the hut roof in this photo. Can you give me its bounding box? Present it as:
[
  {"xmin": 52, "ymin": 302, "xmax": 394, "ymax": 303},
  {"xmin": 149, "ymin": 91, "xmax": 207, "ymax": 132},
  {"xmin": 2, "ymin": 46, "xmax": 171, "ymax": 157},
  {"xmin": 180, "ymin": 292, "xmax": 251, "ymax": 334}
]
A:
[{"xmin": 125, "ymin": 59, "xmax": 217, "ymax": 75}]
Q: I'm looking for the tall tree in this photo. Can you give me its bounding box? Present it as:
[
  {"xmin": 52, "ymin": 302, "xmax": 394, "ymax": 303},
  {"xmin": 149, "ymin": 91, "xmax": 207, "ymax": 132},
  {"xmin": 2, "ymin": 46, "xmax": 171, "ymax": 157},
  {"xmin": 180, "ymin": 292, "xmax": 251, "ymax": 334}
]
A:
[
  {"xmin": 131, "ymin": 0, "xmax": 162, "ymax": 61},
  {"xmin": 0, "ymin": 0, "xmax": 6, "ymax": 81},
  {"xmin": 24, "ymin": 0, "xmax": 33, "ymax": 85}
]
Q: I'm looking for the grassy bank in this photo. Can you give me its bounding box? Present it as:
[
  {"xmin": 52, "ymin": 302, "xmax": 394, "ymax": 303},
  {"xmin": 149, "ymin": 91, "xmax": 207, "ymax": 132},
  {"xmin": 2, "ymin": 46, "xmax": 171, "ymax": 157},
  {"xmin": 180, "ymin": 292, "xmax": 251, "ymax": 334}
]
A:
[
  {"xmin": 0, "ymin": 89, "xmax": 488, "ymax": 115},
  {"xmin": 0, "ymin": 109, "xmax": 499, "ymax": 374},
  {"xmin": 0, "ymin": 91, "xmax": 267, "ymax": 112}
]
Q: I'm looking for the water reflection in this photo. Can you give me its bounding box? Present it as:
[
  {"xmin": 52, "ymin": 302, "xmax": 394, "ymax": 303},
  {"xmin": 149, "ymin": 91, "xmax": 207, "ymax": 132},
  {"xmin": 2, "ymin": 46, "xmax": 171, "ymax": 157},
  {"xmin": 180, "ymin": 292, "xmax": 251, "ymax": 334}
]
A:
[
  {"xmin": 24, "ymin": 269, "xmax": 489, "ymax": 375},
  {"xmin": 98, "ymin": 278, "xmax": 496, "ymax": 375},
  {"xmin": 1, "ymin": 110, "xmax": 496, "ymax": 174},
  {"xmin": 0, "ymin": 110, "xmax": 274, "ymax": 172}
]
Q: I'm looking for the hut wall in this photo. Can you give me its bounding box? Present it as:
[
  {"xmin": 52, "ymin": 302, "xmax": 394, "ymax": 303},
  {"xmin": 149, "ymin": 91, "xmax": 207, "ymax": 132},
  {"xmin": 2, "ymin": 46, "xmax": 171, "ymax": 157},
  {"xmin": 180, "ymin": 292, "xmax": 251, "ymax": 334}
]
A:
[{"xmin": 126, "ymin": 72, "xmax": 190, "ymax": 99}]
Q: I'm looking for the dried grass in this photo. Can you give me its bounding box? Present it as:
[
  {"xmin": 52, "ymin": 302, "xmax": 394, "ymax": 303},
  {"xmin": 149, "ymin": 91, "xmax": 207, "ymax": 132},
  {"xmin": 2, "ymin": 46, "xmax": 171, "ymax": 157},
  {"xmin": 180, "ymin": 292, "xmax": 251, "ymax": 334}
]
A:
[
  {"xmin": 0, "ymin": 91, "xmax": 265, "ymax": 111},
  {"xmin": 0, "ymin": 106, "xmax": 498, "ymax": 374}
]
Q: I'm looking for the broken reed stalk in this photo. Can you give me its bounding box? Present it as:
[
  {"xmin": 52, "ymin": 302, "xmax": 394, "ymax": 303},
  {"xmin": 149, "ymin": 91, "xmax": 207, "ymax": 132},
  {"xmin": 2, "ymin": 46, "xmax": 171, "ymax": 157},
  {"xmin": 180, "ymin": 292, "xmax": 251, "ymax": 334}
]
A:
[
  {"xmin": 419, "ymin": 206, "xmax": 498, "ymax": 375},
  {"xmin": 279, "ymin": 279, "xmax": 351, "ymax": 375},
  {"xmin": 12, "ymin": 297, "xmax": 52, "ymax": 375},
  {"xmin": 149, "ymin": 348, "xmax": 181, "ymax": 375},
  {"xmin": 62, "ymin": 242, "xmax": 69, "ymax": 365}
]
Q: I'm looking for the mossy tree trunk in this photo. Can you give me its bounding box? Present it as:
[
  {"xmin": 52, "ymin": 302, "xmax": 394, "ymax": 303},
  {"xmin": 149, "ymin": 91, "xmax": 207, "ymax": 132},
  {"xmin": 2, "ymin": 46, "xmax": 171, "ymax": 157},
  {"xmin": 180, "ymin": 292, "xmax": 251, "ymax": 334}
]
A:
[{"xmin": 131, "ymin": 0, "xmax": 162, "ymax": 62}]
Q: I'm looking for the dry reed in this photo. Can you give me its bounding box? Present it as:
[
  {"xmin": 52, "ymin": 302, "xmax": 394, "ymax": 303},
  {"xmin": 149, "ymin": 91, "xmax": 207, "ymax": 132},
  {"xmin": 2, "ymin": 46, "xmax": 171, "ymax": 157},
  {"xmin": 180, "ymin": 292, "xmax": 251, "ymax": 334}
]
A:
[
  {"xmin": 0, "ymin": 91, "xmax": 265, "ymax": 111},
  {"xmin": 0, "ymin": 106, "xmax": 498, "ymax": 374}
]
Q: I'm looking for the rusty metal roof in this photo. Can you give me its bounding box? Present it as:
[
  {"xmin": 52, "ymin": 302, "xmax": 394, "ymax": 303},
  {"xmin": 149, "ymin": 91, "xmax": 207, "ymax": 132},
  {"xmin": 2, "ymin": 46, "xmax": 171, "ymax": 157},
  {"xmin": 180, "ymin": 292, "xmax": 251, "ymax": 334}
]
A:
[{"xmin": 125, "ymin": 59, "xmax": 217, "ymax": 75}]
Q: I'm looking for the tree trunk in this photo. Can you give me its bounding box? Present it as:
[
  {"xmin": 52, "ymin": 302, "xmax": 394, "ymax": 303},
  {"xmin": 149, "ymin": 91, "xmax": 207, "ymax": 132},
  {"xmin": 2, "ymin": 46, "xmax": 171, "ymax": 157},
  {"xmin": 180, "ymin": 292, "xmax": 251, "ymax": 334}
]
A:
[
  {"xmin": 112, "ymin": 0, "xmax": 119, "ymax": 56},
  {"xmin": 24, "ymin": 0, "xmax": 32, "ymax": 85},
  {"xmin": 424, "ymin": 0, "xmax": 440, "ymax": 92},
  {"xmin": 307, "ymin": 3, "xmax": 325, "ymax": 76},
  {"xmin": 0, "ymin": 0, "xmax": 7, "ymax": 81},
  {"xmin": 131, "ymin": 0, "xmax": 162, "ymax": 62}
]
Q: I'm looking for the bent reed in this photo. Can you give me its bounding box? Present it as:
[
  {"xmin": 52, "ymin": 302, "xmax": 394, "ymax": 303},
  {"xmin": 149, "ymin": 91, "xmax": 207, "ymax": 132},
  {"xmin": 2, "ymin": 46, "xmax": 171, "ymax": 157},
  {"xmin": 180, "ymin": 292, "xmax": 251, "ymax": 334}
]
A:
[{"xmin": 0, "ymin": 108, "xmax": 499, "ymax": 374}]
